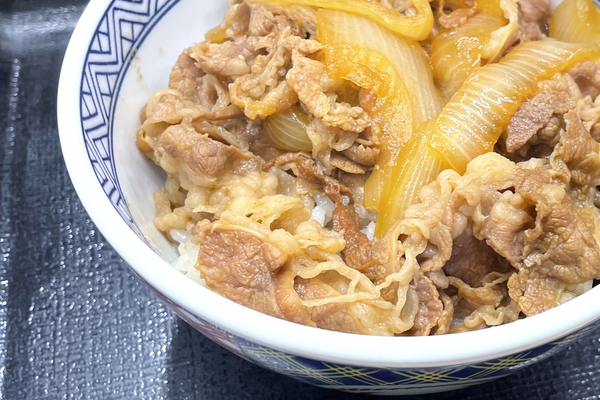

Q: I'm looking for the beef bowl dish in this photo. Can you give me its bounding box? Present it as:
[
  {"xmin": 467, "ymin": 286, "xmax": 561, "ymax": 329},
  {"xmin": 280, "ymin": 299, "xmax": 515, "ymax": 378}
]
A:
[{"xmin": 58, "ymin": 0, "xmax": 600, "ymax": 394}]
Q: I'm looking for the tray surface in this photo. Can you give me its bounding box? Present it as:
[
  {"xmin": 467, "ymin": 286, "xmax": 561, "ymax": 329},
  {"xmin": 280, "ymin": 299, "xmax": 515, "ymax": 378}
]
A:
[{"xmin": 1, "ymin": 1, "xmax": 599, "ymax": 398}]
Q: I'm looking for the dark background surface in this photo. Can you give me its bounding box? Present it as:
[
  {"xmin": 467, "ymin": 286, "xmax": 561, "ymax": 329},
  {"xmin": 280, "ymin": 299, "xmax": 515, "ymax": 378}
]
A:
[{"xmin": 1, "ymin": 0, "xmax": 600, "ymax": 398}]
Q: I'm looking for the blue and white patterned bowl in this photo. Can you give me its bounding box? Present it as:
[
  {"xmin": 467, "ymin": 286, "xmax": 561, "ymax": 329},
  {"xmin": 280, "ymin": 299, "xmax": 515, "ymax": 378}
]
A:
[{"xmin": 57, "ymin": 0, "xmax": 600, "ymax": 395}]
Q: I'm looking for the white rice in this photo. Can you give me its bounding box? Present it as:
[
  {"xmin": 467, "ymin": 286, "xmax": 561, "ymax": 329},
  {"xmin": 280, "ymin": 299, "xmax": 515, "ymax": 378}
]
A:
[
  {"xmin": 170, "ymin": 230, "xmax": 206, "ymax": 286},
  {"xmin": 310, "ymin": 206, "xmax": 328, "ymax": 226},
  {"xmin": 169, "ymin": 229, "xmax": 190, "ymax": 244},
  {"xmin": 356, "ymin": 206, "xmax": 377, "ymax": 224},
  {"xmin": 360, "ymin": 222, "xmax": 376, "ymax": 241},
  {"xmin": 313, "ymin": 194, "xmax": 335, "ymax": 226}
]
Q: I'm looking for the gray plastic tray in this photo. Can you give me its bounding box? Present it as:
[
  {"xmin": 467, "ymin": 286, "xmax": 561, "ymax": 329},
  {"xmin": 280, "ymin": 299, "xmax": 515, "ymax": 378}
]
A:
[{"xmin": 1, "ymin": 0, "xmax": 599, "ymax": 398}]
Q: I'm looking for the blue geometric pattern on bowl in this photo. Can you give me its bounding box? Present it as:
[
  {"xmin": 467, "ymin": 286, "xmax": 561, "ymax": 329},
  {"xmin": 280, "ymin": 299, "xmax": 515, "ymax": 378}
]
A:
[
  {"xmin": 78, "ymin": 0, "xmax": 600, "ymax": 394},
  {"xmin": 163, "ymin": 281, "xmax": 600, "ymax": 395},
  {"xmin": 79, "ymin": 0, "xmax": 181, "ymax": 237}
]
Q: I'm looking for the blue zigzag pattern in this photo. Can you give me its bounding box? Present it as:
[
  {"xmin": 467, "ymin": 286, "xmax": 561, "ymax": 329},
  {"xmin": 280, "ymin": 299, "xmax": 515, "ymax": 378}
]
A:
[{"xmin": 80, "ymin": 0, "xmax": 180, "ymax": 237}]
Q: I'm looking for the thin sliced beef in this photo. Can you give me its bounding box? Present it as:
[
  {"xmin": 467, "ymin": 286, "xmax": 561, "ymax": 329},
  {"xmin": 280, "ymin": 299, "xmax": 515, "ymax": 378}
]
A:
[
  {"xmin": 169, "ymin": 48, "xmax": 205, "ymax": 103},
  {"xmin": 295, "ymin": 278, "xmax": 359, "ymax": 333},
  {"xmin": 342, "ymin": 143, "xmax": 380, "ymax": 167},
  {"xmin": 147, "ymin": 92, "xmax": 243, "ymax": 126},
  {"xmin": 427, "ymin": 157, "xmax": 600, "ymax": 318},
  {"xmin": 198, "ymin": 224, "xmax": 358, "ymax": 332},
  {"xmin": 263, "ymin": 152, "xmax": 353, "ymax": 201},
  {"xmin": 444, "ymin": 228, "xmax": 513, "ymax": 288},
  {"xmin": 227, "ymin": 29, "xmax": 300, "ymax": 119},
  {"xmin": 517, "ymin": 0, "xmax": 551, "ymax": 41},
  {"xmin": 286, "ymin": 52, "xmax": 371, "ymax": 133},
  {"xmin": 482, "ymin": 167, "xmax": 600, "ymax": 316},
  {"xmin": 146, "ymin": 93, "xmax": 190, "ymax": 125},
  {"xmin": 272, "ymin": 267, "xmax": 316, "ymax": 326},
  {"xmin": 197, "ymin": 227, "xmax": 288, "ymax": 318},
  {"xmin": 329, "ymin": 154, "xmax": 367, "ymax": 175},
  {"xmin": 190, "ymin": 3, "xmax": 324, "ymax": 120},
  {"xmin": 518, "ymin": 174, "xmax": 600, "ymax": 283},
  {"xmin": 506, "ymin": 75, "xmax": 578, "ymax": 153},
  {"xmin": 568, "ymin": 60, "xmax": 600, "ymax": 99},
  {"xmin": 421, "ymin": 207, "xmax": 454, "ymax": 273},
  {"xmin": 204, "ymin": 1, "xmax": 251, "ymax": 42},
  {"xmin": 550, "ymin": 109, "xmax": 600, "ymax": 191},
  {"xmin": 448, "ymin": 273, "xmax": 510, "ymax": 309},
  {"xmin": 159, "ymin": 119, "xmax": 256, "ymax": 177},
  {"xmin": 411, "ymin": 275, "xmax": 443, "ymax": 336},
  {"xmin": 332, "ymin": 204, "xmax": 372, "ymax": 270},
  {"xmin": 192, "ymin": 34, "xmax": 265, "ymax": 78},
  {"xmin": 247, "ymin": 1, "xmax": 307, "ymax": 37},
  {"xmin": 438, "ymin": 7, "xmax": 477, "ymax": 29},
  {"xmin": 331, "ymin": 205, "xmax": 393, "ymax": 298}
]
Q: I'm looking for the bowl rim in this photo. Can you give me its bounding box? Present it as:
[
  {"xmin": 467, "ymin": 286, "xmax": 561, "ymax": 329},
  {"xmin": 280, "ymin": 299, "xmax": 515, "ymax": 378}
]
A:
[{"xmin": 57, "ymin": 0, "xmax": 600, "ymax": 369}]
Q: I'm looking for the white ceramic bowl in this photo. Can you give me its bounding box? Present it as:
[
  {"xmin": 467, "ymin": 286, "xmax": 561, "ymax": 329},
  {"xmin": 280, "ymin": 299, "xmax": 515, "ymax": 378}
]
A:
[{"xmin": 57, "ymin": 0, "xmax": 600, "ymax": 395}]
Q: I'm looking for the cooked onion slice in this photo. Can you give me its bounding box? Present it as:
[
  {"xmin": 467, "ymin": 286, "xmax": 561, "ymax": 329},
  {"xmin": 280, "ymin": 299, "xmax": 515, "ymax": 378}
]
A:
[
  {"xmin": 475, "ymin": 0, "xmax": 506, "ymax": 17},
  {"xmin": 318, "ymin": 10, "xmax": 444, "ymax": 126},
  {"xmin": 431, "ymin": 13, "xmax": 505, "ymax": 99},
  {"xmin": 264, "ymin": 105, "xmax": 312, "ymax": 152},
  {"xmin": 550, "ymin": 0, "xmax": 600, "ymax": 45},
  {"xmin": 252, "ymin": 0, "xmax": 434, "ymax": 41},
  {"xmin": 318, "ymin": 10, "xmax": 445, "ymax": 212},
  {"xmin": 375, "ymin": 121, "xmax": 448, "ymax": 237},
  {"xmin": 481, "ymin": 0, "xmax": 521, "ymax": 63},
  {"xmin": 430, "ymin": 40, "xmax": 600, "ymax": 173},
  {"xmin": 322, "ymin": 44, "xmax": 413, "ymax": 212}
]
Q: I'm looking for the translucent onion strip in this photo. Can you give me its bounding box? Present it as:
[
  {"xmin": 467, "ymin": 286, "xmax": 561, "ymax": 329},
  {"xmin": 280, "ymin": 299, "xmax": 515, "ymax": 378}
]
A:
[
  {"xmin": 550, "ymin": 0, "xmax": 600, "ymax": 45},
  {"xmin": 251, "ymin": 0, "xmax": 434, "ymax": 41},
  {"xmin": 318, "ymin": 10, "xmax": 445, "ymax": 127},
  {"xmin": 440, "ymin": 0, "xmax": 518, "ymax": 63},
  {"xmin": 475, "ymin": 0, "xmax": 505, "ymax": 17},
  {"xmin": 317, "ymin": 10, "xmax": 444, "ymax": 210},
  {"xmin": 322, "ymin": 44, "xmax": 413, "ymax": 212},
  {"xmin": 481, "ymin": 0, "xmax": 520, "ymax": 62},
  {"xmin": 264, "ymin": 105, "xmax": 312, "ymax": 152},
  {"xmin": 317, "ymin": 10, "xmax": 445, "ymax": 212},
  {"xmin": 430, "ymin": 40, "xmax": 600, "ymax": 173},
  {"xmin": 431, "ymin": 13, "xmax": 505, "ymax": 99},
  {"xmin": 375, "ymin": 121, "xmax": 448, "ymax": 237},
  {"xmin": 443, "ymin": 0, "xmax": 504, "ymax": 16}
]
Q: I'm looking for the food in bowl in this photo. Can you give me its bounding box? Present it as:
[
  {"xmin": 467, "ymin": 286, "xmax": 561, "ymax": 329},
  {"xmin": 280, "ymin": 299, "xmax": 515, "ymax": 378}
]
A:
[{"xmin": 134, "ymin": 0, "xmax": 600, "ymax": 336}]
